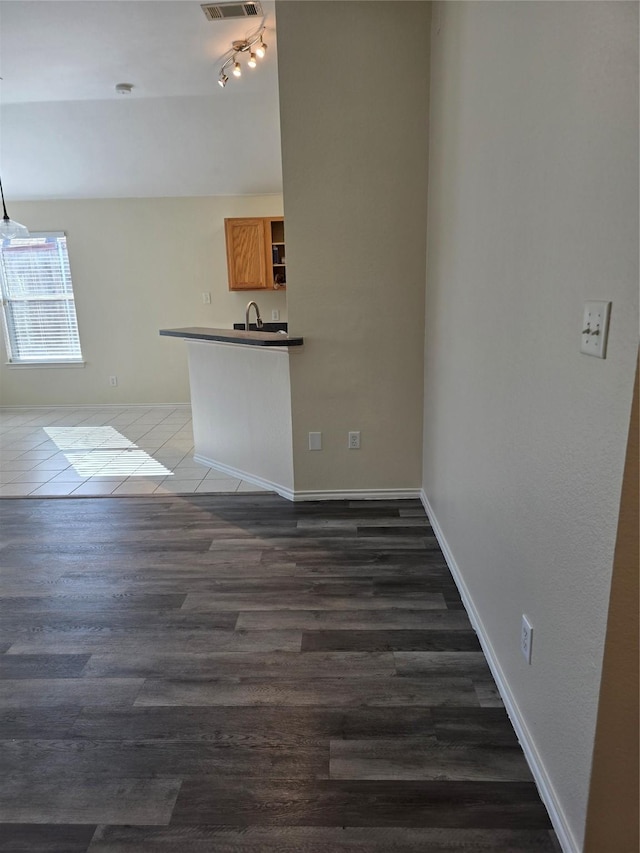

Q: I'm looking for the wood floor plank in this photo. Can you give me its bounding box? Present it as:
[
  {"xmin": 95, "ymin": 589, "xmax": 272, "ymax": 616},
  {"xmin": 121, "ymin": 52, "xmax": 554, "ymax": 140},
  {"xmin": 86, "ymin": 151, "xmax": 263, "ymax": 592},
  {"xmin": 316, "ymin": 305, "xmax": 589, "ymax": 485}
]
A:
[
  {"xmin": 82, "ymin": 651, "xmax": 396, "ymax": 679},
  {"xmin": 0, "ymin": 708, "xmax": 80, "ymax": 740},
  {"xmin": 0, "ymin": 823, "xmax": 97, "ymax": 852},
  {"xmin": 206, "ymin": 536, "xmax": 436, "ymax": 553},
  {"xmin": 70, "ymin": 706, "xmax": 439, "ymax": 744},
  {"xmin": 1, "ymin": 739, "xmax": 328, "ymax": 780},
  {"xmin": 261, "ymin": 549, "xmax": 447, "ymax": 567},
  {"xmin": 1, "ymin": 538, "xmax": 216, "ymax": 555},
  {"xmin": 0, "ymin": 610, "xmax": 238, "ymax": 634},
  {"xmin": 0, "ymin": 609, "xmax": 238, "ymax": 643},
  {"xmin": 0, "ymin": 654, "xmax": 91, "ymax": 679},
  {"xmin": 182, "ymin": 593, "xmax": 450, "ymax": 611},
  {"xmin": 134, "ymin": 677, "xmax": 479, "ymax": 708},
  {"xmin": 430, "ymin": 708, "xmax": 522, "ymax": 747},
  {"xmin": 170, "ymin": 779, "xmax": 552, "ymax": 828},
  {"xmin": 295, "ymin": 517, "xmax": 430, "ymax": 530},
  {"xmin": 6, "ymin": 630, "xmax": 302, "ymax": 655},
  {"xmin": 86, "ymin": 825, "xmax": 560, "ymax": 852},
  {"xmin": 0, "ymin": 678, "xmax": 144, "ymax": 708},
  {"xmin": 0, "ymin": 594, "xmax": 187, "ymax": 613},
  {"xmin": 180, "ymin": 576, "xmax": 449, "ymax": 595},
  {"xmin": 237, "ymin": 609, "xmax": 471, "ymax": 631},
  {"xmin": 0, "ymin": 778, "xmax": 180, "ymax": 825},
  {"xmin": 301, "ymin": 630, "xmax": 482, "ymax": 652},
  {"xmin": 329, "ymin": 737, "xmax": 533, "ymax": 781},
  {"xmin": 394, "ymin": 651, "xmax": 492, "ymax": 678}
]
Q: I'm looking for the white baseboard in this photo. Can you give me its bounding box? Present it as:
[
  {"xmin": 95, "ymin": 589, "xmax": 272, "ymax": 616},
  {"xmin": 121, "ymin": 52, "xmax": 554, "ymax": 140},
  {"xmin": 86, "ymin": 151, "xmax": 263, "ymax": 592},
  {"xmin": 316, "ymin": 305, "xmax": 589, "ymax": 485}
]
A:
[
  {"xmin": 419, "ymin": 489, "xmax": 579, "ymax": 853},
  {"xmin": 290, "ymin": 488, "xmax": 422, "ymax": 502},
  {"xmin": 0, "ymin": 403, "xmax": 191, "ymax": 409},
  {"xmin": 193, "ymin": 454, "xmax": 289, "ymax": 497},
  {"xmin": 194, "ymin": 454, "xmax": 422, "ymax": 503}
]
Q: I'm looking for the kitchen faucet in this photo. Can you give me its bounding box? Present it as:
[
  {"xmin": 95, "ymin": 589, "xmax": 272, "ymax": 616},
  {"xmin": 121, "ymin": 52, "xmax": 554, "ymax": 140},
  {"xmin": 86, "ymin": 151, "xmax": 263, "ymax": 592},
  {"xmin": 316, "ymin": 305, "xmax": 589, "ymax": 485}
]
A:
[{"xmin": 245, "ymin": 301, "xmax": 263, "ymax": 332}]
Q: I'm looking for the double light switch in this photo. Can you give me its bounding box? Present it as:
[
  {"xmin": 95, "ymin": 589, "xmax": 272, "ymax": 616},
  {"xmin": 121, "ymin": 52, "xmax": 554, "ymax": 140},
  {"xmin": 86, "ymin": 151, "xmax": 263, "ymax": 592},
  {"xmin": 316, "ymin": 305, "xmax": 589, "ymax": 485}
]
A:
[{"xmin": 580, "ymin": 301, "xmax": 611, "ymax": 359}]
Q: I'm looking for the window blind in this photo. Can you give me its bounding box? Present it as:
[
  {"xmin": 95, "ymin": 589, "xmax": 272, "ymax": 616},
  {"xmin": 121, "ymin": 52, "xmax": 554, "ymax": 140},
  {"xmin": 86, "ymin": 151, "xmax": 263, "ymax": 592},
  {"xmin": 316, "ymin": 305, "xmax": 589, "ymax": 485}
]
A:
[{"xmin": 0, "ymin": 233, "xmax": 83, "ymax": 363}]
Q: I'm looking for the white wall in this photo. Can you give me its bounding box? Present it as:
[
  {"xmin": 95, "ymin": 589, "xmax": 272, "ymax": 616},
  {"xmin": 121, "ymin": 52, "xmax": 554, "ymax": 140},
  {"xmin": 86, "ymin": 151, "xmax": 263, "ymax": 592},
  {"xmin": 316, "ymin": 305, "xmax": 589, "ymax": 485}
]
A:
[
  {"xmin": 0, "ymin": 195, "xmax": 285, "ymax": 406},
  {"xmin": 423, "ymin": 3, "xmax": 638, "ymax": 850},
  {"xmin": 187, "ymin": 340, "xmax": 295, "ymax": 495},
  {"xmin": 276, "ymin": 1, "xmax": 431, "ymax": 494}
]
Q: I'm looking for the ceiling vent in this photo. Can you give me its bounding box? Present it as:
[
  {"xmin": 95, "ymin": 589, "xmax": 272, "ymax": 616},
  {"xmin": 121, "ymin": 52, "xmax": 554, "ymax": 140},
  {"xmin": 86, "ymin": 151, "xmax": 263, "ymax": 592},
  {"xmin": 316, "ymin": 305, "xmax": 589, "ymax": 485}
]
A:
[{"xmin": 201, "ymin": 2, "xmax": 263, "ymax": 21}]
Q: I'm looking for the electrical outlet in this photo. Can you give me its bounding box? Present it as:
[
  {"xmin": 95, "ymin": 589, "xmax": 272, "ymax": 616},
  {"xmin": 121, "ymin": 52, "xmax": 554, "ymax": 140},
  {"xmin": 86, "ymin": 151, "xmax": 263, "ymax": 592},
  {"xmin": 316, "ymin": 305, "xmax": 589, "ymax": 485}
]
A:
[
  {"xmin": 521, "ymin": 615, "xmax": 533, "ymax": 664},
  {"xmin": 308, "ymin": 432, "xmax": 322, "ymax": 451},
  {"xmin": 109, "ymin": 375, "xmax": 118, "ymax": 387},
  {"xmin": 202, "ymin": 292, "xmax": 211, "ymax": 304},
  {"xmin": 348, "ymin": 431, "xmax": 360, "ymax": 449},
  {"xmin": 271, "ymin": 309, "xmax": 280, "ymax": 321}
]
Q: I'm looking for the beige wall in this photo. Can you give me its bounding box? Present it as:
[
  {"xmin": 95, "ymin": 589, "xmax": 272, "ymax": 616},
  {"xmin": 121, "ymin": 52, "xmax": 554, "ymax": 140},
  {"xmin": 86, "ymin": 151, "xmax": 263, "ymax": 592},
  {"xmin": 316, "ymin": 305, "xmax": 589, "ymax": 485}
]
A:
[
  {"xmin": 276, "ymin": 1, "xmax": 430, "ymax": 493},
  {"xmin": 423, "ymin": 2, "xmax": 638, "ymax": 849},
  {"xmin": 0, "ymin": 195, "xmax": 285, "ymax": 406}
]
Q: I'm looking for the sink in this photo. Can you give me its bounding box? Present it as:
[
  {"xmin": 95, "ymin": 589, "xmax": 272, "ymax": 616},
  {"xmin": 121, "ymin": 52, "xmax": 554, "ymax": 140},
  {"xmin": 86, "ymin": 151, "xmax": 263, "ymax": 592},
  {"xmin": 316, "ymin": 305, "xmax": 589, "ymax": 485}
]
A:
[{"xmin": 233, "ymin": 322, "xmax": 288, "ymax": 333}]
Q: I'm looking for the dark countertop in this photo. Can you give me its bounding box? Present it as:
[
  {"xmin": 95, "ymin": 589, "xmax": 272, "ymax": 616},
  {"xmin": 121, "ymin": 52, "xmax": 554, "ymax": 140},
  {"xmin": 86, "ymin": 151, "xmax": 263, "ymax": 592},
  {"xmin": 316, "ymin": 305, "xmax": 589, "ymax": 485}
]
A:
[{"xmin": 159, "ymin": 327, "xmax": 303, "ymax": 348}]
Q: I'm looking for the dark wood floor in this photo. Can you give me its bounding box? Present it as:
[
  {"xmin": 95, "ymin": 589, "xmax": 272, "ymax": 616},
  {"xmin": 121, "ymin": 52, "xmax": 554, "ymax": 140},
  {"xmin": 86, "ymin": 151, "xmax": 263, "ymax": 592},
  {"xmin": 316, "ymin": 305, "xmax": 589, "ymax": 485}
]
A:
[{"xmin": 0, "ymin": 494, "xmax": 559, "ymax": 852}]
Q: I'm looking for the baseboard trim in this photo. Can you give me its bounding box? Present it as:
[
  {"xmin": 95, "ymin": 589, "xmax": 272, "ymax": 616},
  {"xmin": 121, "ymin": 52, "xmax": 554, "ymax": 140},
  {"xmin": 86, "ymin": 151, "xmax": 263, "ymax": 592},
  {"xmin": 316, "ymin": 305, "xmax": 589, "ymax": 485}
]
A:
[
  {"xmin": 290, "ymin": 488, "xmax": 422, "ymax": 502},
  {"xmin": 193, "ymin": 454, "xmax": 293, "ymax": 499},
  {"xmin": 0, "ymin": 403, "xmax": 191, "ymax": 410},
  {"xmin": 419, "ymin": 489, "xmax": 579, "ymax": 853},
  {"xmin": 193, "ymin": 454, "xmax": 422, "ymax": 503}
]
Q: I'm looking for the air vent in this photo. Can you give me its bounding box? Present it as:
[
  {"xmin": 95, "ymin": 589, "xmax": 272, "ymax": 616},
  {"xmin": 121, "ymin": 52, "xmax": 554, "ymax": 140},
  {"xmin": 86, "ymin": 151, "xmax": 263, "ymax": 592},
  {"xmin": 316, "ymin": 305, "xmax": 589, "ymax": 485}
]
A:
[{"xmin": 201, "ymin": 2, "xmax": 262, "ymax": 21}]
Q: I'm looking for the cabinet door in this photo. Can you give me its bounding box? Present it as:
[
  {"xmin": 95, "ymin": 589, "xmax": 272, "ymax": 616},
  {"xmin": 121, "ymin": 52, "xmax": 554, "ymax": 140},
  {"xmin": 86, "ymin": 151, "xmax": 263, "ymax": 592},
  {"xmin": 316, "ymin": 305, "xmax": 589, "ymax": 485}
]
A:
[{"xmin": 225, "ymin": 218, "xmax": 268, "ymax": 290}]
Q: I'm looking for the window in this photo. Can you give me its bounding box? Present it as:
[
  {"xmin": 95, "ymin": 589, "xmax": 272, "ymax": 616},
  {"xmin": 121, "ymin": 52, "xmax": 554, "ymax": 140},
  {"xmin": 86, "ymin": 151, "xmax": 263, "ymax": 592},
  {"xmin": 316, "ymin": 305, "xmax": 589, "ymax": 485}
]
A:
[{"xmin": 0, "ymin": 232, "xmax": 83, "ymax": 364}]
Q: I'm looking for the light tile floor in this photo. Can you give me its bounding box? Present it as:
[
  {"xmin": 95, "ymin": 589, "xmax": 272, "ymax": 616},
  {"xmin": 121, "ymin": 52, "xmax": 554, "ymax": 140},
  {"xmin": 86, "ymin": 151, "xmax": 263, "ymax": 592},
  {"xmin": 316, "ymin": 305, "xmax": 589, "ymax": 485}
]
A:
[{"xmin": 0, "ymin": 406, "xmax": 270, "ymax": 498}]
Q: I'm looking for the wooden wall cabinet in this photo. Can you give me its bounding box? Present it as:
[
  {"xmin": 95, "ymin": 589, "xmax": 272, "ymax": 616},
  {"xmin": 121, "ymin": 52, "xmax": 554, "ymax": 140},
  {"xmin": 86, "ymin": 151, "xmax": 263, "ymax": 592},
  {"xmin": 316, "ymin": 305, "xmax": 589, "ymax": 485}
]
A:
[{"xmin": 224, "ymin": 217, "xmax": 286, "ymax": 291}]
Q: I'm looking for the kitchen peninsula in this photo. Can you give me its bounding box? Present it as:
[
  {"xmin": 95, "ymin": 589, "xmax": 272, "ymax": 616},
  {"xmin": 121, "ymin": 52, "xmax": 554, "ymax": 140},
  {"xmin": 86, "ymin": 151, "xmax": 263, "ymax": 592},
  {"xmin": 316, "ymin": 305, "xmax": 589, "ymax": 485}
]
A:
[{"xmin": 159, "ymin": 327, "xmax": 304, "ymax": 499}]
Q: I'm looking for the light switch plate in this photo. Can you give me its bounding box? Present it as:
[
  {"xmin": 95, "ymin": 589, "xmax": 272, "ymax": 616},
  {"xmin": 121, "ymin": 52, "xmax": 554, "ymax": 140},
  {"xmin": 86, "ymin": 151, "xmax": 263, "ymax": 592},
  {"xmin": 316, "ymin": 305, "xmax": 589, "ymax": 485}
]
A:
[{"xmin": 581, "ymin": 301, "xmax": 611, "ymax": 359}]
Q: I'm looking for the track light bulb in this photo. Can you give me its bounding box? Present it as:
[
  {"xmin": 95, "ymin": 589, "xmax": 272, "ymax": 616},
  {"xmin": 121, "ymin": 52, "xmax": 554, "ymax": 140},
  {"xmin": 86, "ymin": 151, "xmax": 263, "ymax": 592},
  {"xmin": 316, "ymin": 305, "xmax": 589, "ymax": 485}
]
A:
[
  {"xmin": 218, "ymin": 73, "xmax": 228, "ymax": 87},
  {"xmin": 232, "ymin": 61, "xmax": 241, "ymax": 77},
  {"xmin": 256, "ymin": 40, "xmax": 266, "ymax": 59},
  {"xmin": 248, "ymin": 52, "xmax": 257, "ymax": 69}
]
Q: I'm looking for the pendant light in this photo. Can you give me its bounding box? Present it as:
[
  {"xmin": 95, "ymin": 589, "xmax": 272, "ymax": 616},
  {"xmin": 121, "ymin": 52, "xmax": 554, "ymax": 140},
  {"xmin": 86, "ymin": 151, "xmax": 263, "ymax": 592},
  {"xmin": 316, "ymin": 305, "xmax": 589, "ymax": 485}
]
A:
[{"xmin": 0, "ymin": 177, "xmax": 28, "ymax": 239}]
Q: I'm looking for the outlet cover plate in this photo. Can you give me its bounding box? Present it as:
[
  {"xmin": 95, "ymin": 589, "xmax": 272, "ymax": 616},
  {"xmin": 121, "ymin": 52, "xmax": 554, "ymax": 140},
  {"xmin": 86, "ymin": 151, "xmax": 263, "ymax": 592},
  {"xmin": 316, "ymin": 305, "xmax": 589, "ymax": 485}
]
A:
[
  {"xmin": 308, "ymin": 432, "xmax": 322, "ymax": 451},
  {"xmin": 581, "ymin": 301, "xmax": 611, "ymax": 358},
  {"xmin": 521, "ymin": 614, "xmax": 533, "ymax": 664}
]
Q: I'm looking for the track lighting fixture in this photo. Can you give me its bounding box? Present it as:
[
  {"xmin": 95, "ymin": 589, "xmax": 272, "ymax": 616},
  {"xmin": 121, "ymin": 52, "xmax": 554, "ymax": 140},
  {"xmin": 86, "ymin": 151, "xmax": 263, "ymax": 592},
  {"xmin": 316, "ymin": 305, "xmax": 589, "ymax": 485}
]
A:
[
  {"xmin": 217, "ymin": 26, "xmax": 267, "ymax": 88},
  {"xmin": 0, "ymin": 177, "xmax": 28, "ymax": 240}
]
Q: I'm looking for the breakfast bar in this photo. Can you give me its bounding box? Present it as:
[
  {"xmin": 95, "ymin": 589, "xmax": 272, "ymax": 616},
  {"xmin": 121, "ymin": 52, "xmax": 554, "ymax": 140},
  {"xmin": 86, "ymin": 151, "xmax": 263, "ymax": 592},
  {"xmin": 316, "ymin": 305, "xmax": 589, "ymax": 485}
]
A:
[{"xmin": 159, "ymin": 327, "xmax": 303, "ymax": 499}]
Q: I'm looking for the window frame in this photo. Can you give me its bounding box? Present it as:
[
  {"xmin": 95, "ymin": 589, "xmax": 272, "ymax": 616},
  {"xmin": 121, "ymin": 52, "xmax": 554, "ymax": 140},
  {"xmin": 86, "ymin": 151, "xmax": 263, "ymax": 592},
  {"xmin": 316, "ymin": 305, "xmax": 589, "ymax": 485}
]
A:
[{"xmin": 0, "ymin": 231, "xmax": 85, "ymax": 367}]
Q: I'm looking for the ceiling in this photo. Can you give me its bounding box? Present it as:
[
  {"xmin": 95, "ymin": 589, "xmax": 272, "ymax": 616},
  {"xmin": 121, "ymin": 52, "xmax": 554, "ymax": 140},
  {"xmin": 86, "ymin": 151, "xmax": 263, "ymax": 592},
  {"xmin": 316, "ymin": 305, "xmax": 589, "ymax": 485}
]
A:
[{"xmin": 0, "ymin": 1, "xmax": 283, "ymax": 199}]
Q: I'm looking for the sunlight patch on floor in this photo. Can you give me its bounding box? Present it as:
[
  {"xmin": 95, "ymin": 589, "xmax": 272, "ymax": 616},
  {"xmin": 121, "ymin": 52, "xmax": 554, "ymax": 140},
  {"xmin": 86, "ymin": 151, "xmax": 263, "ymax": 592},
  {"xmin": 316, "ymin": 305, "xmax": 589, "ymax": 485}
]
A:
[{"xmin": 44, "ymin": 426, "xmax": 173, "ymax": 478}]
